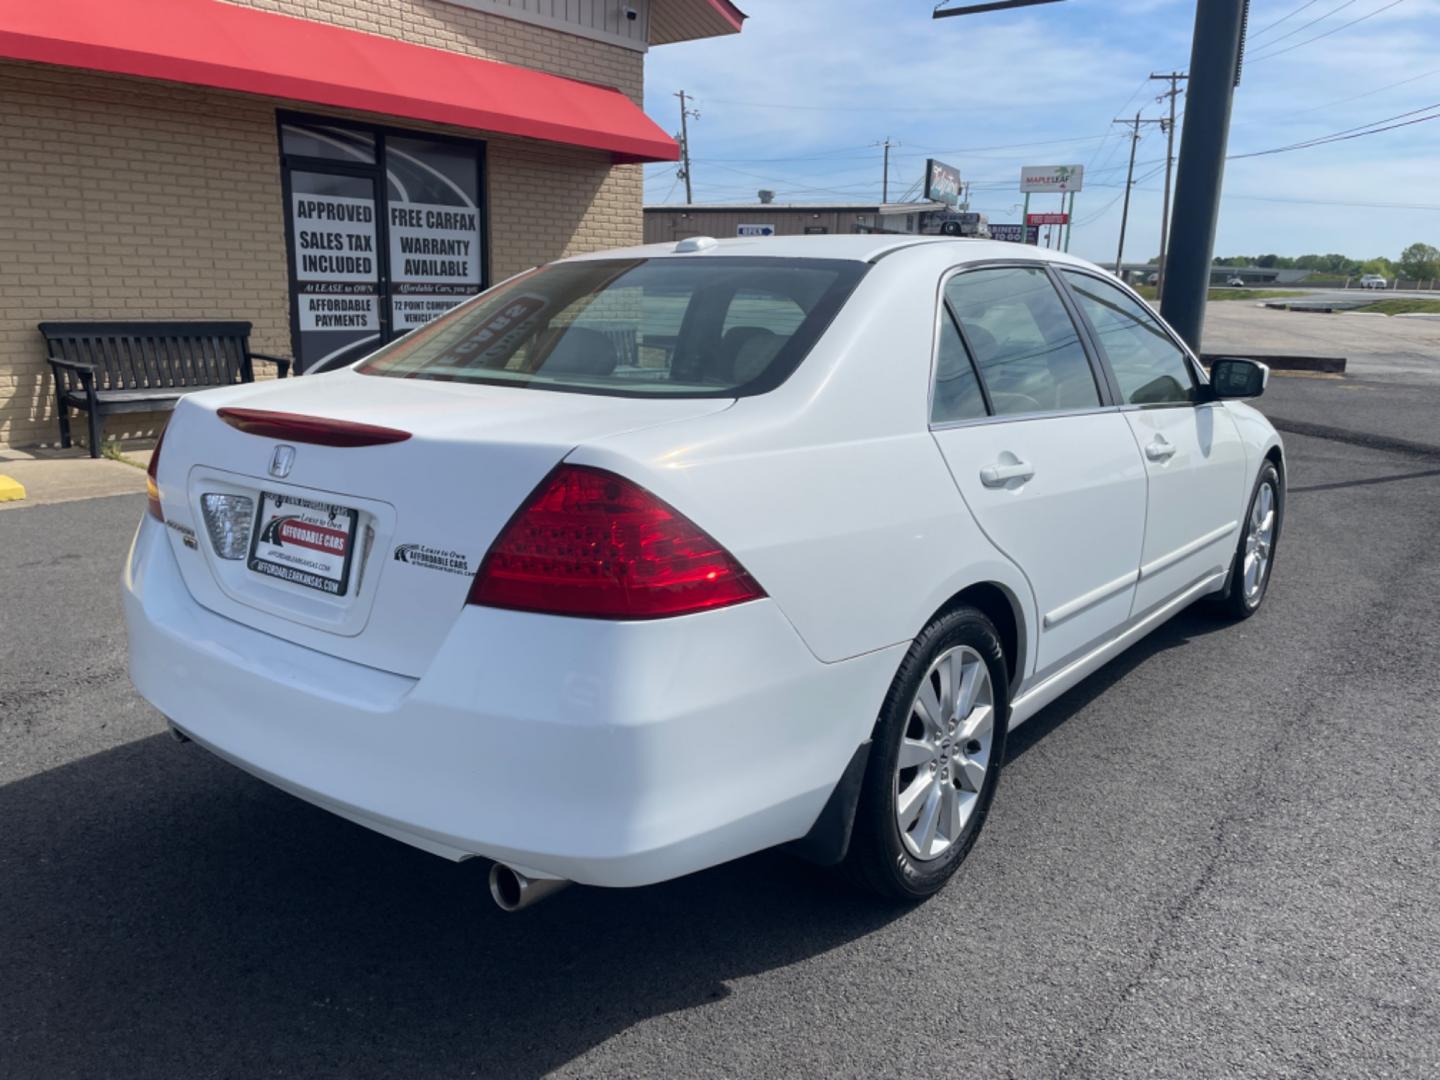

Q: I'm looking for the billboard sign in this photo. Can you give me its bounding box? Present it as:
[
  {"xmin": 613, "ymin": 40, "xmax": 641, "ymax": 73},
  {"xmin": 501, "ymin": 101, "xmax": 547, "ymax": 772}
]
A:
[
  {"xmin": 924, "ymin": 158, "xmax": 964, "ymax": 209},
  {"xmin": 736, "ymin": 223, "xmax": 776, "ymax": 237},
  {"xmin": 1026, "ymin": 212, "xmax": 1069, "ymax": 226},
  {"xmin": 989, "ymin": 223, "xmax": 1039, "ymax": 244},
  {"xmin": 1020, "ymin": 164, "xmax": 1084, "ymax": 193}
]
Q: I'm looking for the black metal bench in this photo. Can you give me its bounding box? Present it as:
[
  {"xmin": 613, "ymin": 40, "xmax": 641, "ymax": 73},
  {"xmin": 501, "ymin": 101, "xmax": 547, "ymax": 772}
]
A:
[{"xmin": 39, "ymin": 321, "xmax": 290, "ymax": 457}]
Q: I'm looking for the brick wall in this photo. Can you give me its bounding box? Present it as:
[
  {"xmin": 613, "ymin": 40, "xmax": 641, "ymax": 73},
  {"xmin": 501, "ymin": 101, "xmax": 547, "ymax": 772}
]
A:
[
  {"xmin": 0, "ymin": 63, "xmax": 290, "ymax": 450},
  {"xmin": 225, "ymin": 0, "xmax": 643, "ymax": 102},
  {"xmin": 0, "ymin": 5, "xmax": 645, "ymax": 450}
]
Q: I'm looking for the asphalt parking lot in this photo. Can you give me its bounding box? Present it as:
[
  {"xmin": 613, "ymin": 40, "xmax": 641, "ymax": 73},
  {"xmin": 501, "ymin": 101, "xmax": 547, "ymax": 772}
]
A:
[{"xmin": 3, "ymin": 312, "xmax": 1439, "ymax": 1078}]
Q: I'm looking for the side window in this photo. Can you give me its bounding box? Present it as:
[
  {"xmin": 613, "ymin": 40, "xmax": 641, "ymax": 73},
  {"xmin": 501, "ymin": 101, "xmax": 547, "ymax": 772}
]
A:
[
  {"xmin": 931, "ymin": 310, "xmax": 988, "ymax": 424},
  {"xmin": 1061, "ymin": 271, "xmax": 1196, "ymax": 405},
  {"xmin": 943, "ymin": 267, "xmax": 1100, "ymax": 417}
]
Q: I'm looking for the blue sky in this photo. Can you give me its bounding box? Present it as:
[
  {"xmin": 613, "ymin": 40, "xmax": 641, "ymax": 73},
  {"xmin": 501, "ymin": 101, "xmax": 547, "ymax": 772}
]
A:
[{"xmin": 641, "ymin": 0, "xmax": 1440, "ymax": 264}]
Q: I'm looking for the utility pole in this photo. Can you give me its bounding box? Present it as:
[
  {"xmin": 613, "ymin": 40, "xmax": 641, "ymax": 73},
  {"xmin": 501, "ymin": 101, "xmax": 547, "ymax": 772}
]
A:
[
  {"xmin": 674, "ymin": 90, "xmax": 699, "ymax": 204},
  {"xmin": 1161, "ymin": 0, "xmax": 1249, "ymax": 350},
  {"xmin": 1150, "ymin": 71, "xmax": 1188, "ymax": 299},
  {"xmin": 1113, "ymin": 112, "xmax": 1165, "ymax": 278},
  {"xmin": 875, "ymin": 137, "xmax": 897, "ymax": 203},
  {"xmin": 1113, "ymin": 112, "xmax": 1143, "ymax": 277}
]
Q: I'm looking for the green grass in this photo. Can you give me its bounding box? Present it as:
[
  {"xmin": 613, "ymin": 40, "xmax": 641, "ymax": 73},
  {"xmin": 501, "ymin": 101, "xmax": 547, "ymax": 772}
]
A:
[
  {"xmin": 1132, "ymin": 285, "xmax": 1304, "ymax": 302},
  {"xmin": 100, "ymin": 444, "xmax": 147, "ymax": 470},
  {"xmin": 1353, "ymin": 298, "xmax": 1440, "ymax": 316}
]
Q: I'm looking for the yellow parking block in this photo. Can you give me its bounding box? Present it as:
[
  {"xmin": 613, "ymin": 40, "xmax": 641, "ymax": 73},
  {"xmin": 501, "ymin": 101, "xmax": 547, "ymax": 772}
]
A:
[{"xmin": 0, "ymin": 475, "xmax": 26, "ymax": 502}]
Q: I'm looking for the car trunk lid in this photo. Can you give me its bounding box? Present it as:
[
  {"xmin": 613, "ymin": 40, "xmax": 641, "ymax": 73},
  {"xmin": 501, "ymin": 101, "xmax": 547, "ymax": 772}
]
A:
[{"xmin": 159, "ymin": 370, "xmax": 732, "ymax": 677}]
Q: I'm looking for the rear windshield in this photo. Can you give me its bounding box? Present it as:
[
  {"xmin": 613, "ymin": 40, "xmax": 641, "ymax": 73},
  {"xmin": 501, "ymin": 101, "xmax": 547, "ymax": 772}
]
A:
[{"xmin": 357, "ymin": 257, "xmax": 867, "ymax": 397}]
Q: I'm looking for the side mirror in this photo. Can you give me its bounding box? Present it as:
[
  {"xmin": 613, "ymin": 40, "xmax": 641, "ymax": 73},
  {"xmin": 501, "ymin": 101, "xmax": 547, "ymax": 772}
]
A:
[{"xmin": 1208, "ymin": 357, "xmax": 1269, "ymax": 399}]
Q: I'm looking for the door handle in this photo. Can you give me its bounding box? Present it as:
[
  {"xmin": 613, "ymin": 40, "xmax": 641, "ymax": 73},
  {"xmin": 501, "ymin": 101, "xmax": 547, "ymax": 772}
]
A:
[
  {"xmin": 1145, "ymin": 437, "xmax": 1176, "ymax": 462},
  {"xmin": 980, "ymin": 460, "xmax": 1035, "ymax": 487}
]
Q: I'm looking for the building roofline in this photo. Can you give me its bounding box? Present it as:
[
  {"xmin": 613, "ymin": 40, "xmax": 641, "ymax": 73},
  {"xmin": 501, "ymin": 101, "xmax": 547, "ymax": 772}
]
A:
[{"xmin": 645, "ymin": 202, "xmax": 947, "ymax": 213}]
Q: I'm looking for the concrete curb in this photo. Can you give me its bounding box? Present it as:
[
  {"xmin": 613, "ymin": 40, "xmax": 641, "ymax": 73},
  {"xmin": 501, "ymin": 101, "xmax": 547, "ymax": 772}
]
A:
[{"xmin": 1200, "ymin": 353, "xmax": 1347, "ymax": 374}]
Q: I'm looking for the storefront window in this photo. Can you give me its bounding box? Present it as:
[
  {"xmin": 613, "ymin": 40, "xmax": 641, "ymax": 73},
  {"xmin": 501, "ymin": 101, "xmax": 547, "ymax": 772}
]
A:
[
  {"xmin": 279, "ymin": 114, "xmax": 486, "ymax": 373},
  {"xmin": 280, "ymin": 122, "xmax": 376, "ymax": 164},
  {"xmin": 288, "ymin": 170, "xmax": 382, "ymax": 371},
  {"xmin": 384, "ymin": 135, "xmax": 484, "ymax": 334}
]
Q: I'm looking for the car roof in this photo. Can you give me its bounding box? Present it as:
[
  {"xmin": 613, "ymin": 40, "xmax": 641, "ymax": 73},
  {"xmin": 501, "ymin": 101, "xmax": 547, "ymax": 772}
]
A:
[{"xmin": 556, "ymin": 234, "xmax": 1101, "ymax": 269}]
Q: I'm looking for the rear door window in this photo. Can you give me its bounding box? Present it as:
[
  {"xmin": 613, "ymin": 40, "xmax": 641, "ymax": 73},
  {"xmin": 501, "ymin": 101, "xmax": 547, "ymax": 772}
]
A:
[
  {"xmin": 931, "ymin": 310, "xmax": 988, "ymax": 424},
  {"xmin": 943, "ymin": 266, "xmax": 1101, "ymax": 417}
]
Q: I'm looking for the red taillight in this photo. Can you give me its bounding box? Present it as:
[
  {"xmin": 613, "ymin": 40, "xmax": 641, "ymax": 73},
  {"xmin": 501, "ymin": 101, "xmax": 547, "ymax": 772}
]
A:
[
  {"xmin": 145, "ymin": 424, "xmax": 167, "ymax": 522},
  {"xmin": 469, "ymin": 465, "xmax": 766, "ymax": 619},
  {"xmin": 216, "ymin": 408, "xmax": 411, "ymax": 447}
]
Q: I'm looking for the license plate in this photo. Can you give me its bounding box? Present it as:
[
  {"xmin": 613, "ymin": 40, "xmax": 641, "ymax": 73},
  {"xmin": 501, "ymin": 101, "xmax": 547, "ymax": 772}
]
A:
[{"xmin": 248, "ymin": 491, "xmax": 360, "ymax": 596}]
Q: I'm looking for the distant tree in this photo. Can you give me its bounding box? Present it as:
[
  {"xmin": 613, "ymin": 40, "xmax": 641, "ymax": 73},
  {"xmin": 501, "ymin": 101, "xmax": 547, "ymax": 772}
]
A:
[
  {"xmin": 1254, "ymin": 254, "xmax": 1293, "ymax": 269},
  {"xmin": 1215, "ymin": 255, "xmax": 1253, "ymax": 266},
  {"xmin": 1360, "ymin": 257, "xmax": 1395, "ymax": 277},
  {"xmin": 1398, "ymin": 242, "xmax": 1440, "ymax": 279}
]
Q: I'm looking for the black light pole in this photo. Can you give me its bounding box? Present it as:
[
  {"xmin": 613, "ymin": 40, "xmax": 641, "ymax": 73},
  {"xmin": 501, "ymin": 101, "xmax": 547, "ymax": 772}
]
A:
[
  {"xmin": 1159, "ymin": 1, "xmax": 1248, "ymax": 350},
  {"xmin": 933, "ymin": 0, "xmax": 1063, "ymax": 14}
]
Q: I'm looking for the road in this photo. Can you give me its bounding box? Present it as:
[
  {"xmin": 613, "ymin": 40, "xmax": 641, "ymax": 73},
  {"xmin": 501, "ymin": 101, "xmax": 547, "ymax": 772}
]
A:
[{"xmin": 3, "ymin": 384, "xmax": 1439, "ymax": 1078}]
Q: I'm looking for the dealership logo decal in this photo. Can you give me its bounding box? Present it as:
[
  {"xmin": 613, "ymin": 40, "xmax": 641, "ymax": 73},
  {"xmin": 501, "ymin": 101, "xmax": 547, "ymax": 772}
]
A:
[
  {"xmin": 269, "ymin": 444, "xmax": 296, "ymax": 479},
  {"xmin": 393, "ymin": 543, "xmax": 471, "ymax": 575}
]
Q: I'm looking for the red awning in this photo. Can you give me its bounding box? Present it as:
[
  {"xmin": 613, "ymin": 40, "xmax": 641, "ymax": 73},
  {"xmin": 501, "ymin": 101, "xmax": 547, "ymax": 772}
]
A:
[{"xmin": 0, "ymin": 0, "xmax": 679, "ymax": 163}]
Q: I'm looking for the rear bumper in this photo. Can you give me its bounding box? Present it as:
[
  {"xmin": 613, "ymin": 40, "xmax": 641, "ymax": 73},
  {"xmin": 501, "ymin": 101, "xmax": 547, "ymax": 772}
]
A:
[{"xmin": 123, "ymin": 515, "xmax": 903, "ymax": 887}]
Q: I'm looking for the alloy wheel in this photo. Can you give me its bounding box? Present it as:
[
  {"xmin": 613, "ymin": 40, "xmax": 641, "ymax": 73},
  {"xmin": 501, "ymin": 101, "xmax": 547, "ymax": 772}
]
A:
[
  {"xmin": 894, "ymin": 645, "xmax": 995, "ymax": 862},
  {"xmin": 1243, "ymin": 480, "xmax": 1277, "ymax": 604}
]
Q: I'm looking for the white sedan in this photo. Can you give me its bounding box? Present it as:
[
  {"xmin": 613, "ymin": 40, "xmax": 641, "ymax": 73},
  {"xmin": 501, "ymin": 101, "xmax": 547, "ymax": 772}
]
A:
[{"xmin": 125, "ymin": 236, "xmax": 1284, "ymax": 908}]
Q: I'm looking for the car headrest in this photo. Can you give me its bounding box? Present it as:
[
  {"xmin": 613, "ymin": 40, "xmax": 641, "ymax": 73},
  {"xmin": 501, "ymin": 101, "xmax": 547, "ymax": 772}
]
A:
[
  {"xmin": 541, "ymin": 326, "xmax": 618, "ymax": 376},
  {"xmin": 712, "ymin": 326, "xmax": 775, "ymax": 382},
  {"xmin": 731, "ymin": 332, "xmax": 786, "ymax": 385},
  {"xmin": 961, "ymin": 323, "xmax": 999, "ymax": 362}
]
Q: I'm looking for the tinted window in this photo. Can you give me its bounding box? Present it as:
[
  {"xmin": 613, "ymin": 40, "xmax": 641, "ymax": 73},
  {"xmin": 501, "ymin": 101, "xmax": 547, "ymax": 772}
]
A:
[
  {"xmin": 358, "ymin": 257, "xmax": 866, "ymax": 397},
  {"xmin": 719, "ymin": 289, "xmax": 808, "ymax": 385},
  {"xmin": 931, "ymin": 311, "xmax": 988, "ymax": 424},
  {"xmin": 1061, "ymin": 270, "xmax": 1196, "ymax": 405},
  {"xmin": 944, "ymin": 267, "xmax": 1100, "ymax": 417}
]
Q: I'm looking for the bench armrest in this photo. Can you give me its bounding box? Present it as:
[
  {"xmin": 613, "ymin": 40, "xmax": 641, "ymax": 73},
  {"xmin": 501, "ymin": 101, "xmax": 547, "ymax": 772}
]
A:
[
  {"xmin": 47, "ymin": 356, "xmax": 97, "ymax": 396},
  {"xmin": 248, "ymin": 351, "xmax": 292, "ymax": 378},
  {"xmin": 47, "ymin": 355, "xmax": 96, "ymax": 375}
]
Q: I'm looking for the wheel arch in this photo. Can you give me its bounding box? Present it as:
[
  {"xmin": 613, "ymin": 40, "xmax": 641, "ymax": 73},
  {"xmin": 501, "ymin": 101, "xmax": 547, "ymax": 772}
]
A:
[
  {"xmin": 927, "ymin": 580, "xmax": 1026, "ymax": 691},
  {"xmin": 1264, "ymin": 442, "xmax": 1285, "ymax": 484}
]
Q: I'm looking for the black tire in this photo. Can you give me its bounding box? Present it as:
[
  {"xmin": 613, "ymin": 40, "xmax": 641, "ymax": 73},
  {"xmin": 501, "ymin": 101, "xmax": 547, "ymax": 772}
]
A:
[
  {"xmin": 1211, "ymin": 461, "xmax": 1283, "ymax": 620},
  {"xmin": 843, "ymin": 605, "xmax": 1009, "ymax": 901}
]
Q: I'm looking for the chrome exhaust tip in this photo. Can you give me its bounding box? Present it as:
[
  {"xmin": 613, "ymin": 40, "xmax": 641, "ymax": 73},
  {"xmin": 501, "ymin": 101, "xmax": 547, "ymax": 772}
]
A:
[{"xmin": 488, "ymin": 863, "xmax": 569, "ymax": 912}]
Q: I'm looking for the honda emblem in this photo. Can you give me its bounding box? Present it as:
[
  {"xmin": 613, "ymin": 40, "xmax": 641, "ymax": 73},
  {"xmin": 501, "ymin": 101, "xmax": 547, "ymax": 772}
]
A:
[{"xmin": 269, "ymin": 444, "xmax": 296, "ymax": 479}]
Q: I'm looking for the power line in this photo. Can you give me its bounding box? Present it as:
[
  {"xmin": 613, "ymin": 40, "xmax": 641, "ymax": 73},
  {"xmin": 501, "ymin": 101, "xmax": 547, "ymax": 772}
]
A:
[
  {"xmin": 1275, "ymin": 64, "xmax": 1440, "ymax": 116},
  {"xmin": 701, "ymin": 97, "xmax": 980, "ymax": 114},
  {"xmin": 1250, "ymin": 0, "xmax": 1361, "ymax": 52},
  {"xmin": 1221, "ymin": 191, "xmax": 1440, "ymax": 211},
  {"xmin": 1228, "ymin": 100, "xmax": 1440, "ymax": 158},
  {"xmin": 1250, "ymin": 0, "xmax": 1407, "ymax": 62},
  {"xmin": 1247, "ymin": 0, "xmax": 1325, "ymax": 40}
]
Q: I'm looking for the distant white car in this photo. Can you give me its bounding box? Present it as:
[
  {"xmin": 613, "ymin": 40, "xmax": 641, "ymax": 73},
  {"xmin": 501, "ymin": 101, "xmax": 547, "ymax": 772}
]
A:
[
  {"xmin": 1359, "ymin": 274, "xmax": 1388, "ymax": 289},
  {"xmin": 126, "ymin": 237, "xmax": 1284, "ymax": 907},
  {"xmin": 1226, "ymin": 276, "xmax": 1247, "ymax": 287}
]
